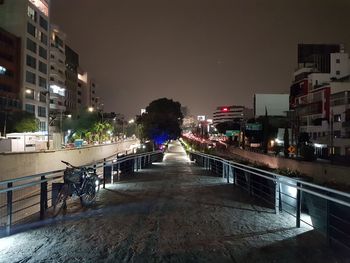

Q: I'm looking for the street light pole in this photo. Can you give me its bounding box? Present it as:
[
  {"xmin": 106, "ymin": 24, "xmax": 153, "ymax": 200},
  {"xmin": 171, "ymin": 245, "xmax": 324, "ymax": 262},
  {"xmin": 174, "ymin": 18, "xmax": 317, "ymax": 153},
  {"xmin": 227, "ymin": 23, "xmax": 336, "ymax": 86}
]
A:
[{"xmin": 41, "ymin": 90, "xmax": 50, "ymax": 150}]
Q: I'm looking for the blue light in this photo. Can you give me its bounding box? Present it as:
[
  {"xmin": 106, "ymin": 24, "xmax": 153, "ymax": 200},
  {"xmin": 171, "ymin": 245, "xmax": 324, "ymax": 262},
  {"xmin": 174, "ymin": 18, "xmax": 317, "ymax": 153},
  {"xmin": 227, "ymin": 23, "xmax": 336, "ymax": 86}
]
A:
[{"xmin": 0, "ymin": 66, "xmax": 6, "ymax": 75}]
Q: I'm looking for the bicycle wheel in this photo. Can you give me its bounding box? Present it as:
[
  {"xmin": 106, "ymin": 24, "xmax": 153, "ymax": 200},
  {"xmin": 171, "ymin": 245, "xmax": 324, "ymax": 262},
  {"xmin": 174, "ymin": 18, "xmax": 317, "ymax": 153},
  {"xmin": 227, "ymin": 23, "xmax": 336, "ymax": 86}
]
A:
[
  {"xmin": 53, "ymin": 184, "xmax": 68, "ymax": 217},
  {"xmin": 80, "ymin": 181, "xmax": 96, "ymax": 207}
]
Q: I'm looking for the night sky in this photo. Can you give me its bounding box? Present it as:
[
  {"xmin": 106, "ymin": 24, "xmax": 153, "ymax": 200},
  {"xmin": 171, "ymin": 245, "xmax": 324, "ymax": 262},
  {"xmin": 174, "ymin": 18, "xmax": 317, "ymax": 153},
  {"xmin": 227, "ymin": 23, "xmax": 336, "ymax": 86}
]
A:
[{"xmin": 51, "ymin": 0, "xmax": 350, "ymax": 118}]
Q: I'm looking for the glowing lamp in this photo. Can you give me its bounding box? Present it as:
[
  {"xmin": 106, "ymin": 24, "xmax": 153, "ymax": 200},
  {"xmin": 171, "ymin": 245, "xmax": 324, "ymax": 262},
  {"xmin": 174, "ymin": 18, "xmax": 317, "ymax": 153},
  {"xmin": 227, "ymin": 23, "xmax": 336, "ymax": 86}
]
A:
[{"xmin": 221, "ymin": 107, "xmax": 229, "ymax": 112}]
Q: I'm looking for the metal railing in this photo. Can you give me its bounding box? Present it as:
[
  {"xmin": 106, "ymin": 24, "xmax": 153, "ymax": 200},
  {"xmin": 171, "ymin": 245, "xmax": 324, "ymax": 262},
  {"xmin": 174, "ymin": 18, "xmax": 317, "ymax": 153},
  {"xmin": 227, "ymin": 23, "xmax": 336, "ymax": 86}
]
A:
[
  {"xmin": 0, "ymin": 150, "xmax": 163, "ymax": 236},
  {"xmin": 189, "ymin": 151, "xmax": 350, "ymax": 251}
]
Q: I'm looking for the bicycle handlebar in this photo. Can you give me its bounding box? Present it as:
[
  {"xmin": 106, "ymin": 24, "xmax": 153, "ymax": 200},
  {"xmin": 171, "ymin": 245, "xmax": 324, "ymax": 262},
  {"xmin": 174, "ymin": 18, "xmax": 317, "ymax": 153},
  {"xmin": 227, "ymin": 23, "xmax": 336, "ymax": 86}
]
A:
[
  {"xmin": 61, "ymin": 160, "xmax": 95, "ymax": 173},
  {"xmin": 61, "ymin": 160, "xmax": 79, "ymax": 169}
]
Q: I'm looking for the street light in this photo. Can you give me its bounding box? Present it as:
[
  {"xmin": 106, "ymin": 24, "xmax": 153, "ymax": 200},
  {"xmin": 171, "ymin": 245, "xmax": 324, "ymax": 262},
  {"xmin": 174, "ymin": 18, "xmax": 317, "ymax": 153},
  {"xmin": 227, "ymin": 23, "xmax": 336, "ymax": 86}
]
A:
[{"xmin": 88, "ymin": 107, "xmax": 94, "ymax": 112}]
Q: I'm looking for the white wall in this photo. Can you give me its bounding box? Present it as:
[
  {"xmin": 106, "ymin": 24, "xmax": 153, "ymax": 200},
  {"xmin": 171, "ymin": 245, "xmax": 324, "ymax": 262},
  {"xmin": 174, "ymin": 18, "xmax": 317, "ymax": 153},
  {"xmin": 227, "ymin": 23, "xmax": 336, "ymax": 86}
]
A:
[
  {"xmin": 228, "ymin": 147, "xmax": 350, "ymax": 185},
  {"xmin": 308, "ymin": 73, "xmax": 330, "ymax": 88},
  {"xmin": 331, "ymin": 53, "xmax": 350, "ymax": 79},
  {"xmin": 0, "ymin": 139, "xmax": 138, "ymax": 181},
  {"xmin": 254, "ymin": 94, "xmax": 289, "ymax": 117}
]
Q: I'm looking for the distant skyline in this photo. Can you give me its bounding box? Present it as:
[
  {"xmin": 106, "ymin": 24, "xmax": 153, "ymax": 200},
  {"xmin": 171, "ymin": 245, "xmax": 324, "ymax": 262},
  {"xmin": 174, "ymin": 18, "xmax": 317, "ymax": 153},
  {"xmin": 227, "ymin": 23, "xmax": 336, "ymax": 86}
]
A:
[{"xmin": 51, "ymin": 0, "xmax": 350, "ymax": 118}]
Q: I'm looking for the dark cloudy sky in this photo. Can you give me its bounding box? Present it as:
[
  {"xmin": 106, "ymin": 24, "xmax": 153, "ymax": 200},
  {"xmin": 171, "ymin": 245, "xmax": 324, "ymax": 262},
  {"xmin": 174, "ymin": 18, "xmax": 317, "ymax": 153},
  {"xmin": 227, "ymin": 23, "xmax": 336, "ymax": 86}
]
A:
[{"xmin": 51, "ymin": 0, "xmax": 350, "ymax": 118}]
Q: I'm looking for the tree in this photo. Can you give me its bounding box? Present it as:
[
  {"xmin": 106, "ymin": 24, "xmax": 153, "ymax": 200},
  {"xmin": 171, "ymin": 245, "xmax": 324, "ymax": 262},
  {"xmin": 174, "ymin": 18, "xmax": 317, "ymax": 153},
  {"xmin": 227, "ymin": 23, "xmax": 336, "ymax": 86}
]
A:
[
  {"xmin": 62, "ymin": 111, "xmax": 98, "ymax": 142},
  {"xmin": 137, "ymin": 98, "xmax": 183, "ymax": 145},
  {"xmin": 0, "ymin": 111, "xmax": 39, "ymax": 133}
]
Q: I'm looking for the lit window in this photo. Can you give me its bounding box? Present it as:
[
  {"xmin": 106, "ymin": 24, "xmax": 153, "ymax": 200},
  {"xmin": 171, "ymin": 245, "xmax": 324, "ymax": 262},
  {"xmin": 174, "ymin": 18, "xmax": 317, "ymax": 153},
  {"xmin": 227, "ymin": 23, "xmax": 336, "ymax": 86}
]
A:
[
  {"xmin": 25, "ymin": 88, "xmax": 34, "ymax": 99},
  {"xmin": 334, "ymin": 114, "xmax": 341, "ymax": 122},
  {"xmin": 27, "ymin": 6, "xmax": 37, "ymax": 21}
]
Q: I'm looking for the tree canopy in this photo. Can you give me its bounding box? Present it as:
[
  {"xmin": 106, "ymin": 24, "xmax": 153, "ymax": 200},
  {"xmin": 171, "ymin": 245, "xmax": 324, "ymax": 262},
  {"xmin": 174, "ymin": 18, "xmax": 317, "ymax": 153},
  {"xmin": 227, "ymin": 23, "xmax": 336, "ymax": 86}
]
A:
[
  {"xmin": 1, "ymin": 111, "xmax": 39, "ymax": 134},
  {"xmin": 137, "ymin": 98, "xmax": 183, "ymax": 144}
]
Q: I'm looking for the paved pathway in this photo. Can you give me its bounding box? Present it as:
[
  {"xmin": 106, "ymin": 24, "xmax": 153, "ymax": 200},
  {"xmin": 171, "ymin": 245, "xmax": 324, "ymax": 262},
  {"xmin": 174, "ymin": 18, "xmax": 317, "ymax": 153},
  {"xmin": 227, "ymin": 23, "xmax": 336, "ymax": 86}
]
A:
[{"xmin": 0, "ymin": 141, "xmax": 348, "ymax": 262}]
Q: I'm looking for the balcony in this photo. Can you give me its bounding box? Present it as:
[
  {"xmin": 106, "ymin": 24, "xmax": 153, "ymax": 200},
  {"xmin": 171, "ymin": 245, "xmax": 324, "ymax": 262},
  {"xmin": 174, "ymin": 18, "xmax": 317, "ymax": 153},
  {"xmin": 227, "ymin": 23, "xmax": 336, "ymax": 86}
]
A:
[
  {"xmin": 49, "ymin": 103, "xmax": 66, "ymax": 111},
  {"xmin": 49, "ymin": 84, "xmax": 65, "ymax": 98}
]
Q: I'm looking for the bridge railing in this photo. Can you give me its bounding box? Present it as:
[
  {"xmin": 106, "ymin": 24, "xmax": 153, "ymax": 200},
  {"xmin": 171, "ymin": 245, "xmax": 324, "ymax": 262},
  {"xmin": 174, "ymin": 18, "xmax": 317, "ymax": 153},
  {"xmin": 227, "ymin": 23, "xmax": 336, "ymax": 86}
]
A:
[
  {"xmin": 0, "ymin": 150, "xmax": 163, "ymax": 236},
  {"xmin": 189, "ymin": 151, "xmax": 350, "ymax": 251}
]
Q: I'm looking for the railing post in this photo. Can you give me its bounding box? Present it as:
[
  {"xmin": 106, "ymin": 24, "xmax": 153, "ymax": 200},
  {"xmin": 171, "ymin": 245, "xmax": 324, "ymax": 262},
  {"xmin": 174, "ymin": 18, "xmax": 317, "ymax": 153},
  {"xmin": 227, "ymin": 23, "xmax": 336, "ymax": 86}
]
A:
[
  {"xmin": 296, "ymin": 182, "xmax": 301, "ymax": 228},
  {"xmin": 226, "ymin": 163, "xmax": 230, "ymax": 184},
  {"xmin": 326, "ymin": 193, "xmax": 331, "ymax": 245},
  {"xmin": 117, "ymin": 163, "xmax": 120, "ymax": 181},
  {"xmin": 222, "ymin": 162, "xmax": 225, "ymax": 179},
  {"xmin": 6, "ymin": 182, "xmax": 13, "ymax": 236},
  {"xmin": 232, "ymin": 166, "xmax": 235, "ymax": 185},
  {"xmin": 93, "ymin": 163, "xmax": 97, "ymax": 174},
  {"xmin": 40, "ymin": 175, "xmax": 48, "ymax": 220},
  {"xmin": 111, "ymin": 163, "xmax": 114, "ymax": 184},
  {"xmin": 103, "ymin": 158, "xmax": 106, "ymax": 189},
  {"xmin": 247, "ymin": 172, "xmax": 251, "ymax": 196},
  {"xmin": 275, "ymin": 179, "xmax": 280, "ymax": 214}
]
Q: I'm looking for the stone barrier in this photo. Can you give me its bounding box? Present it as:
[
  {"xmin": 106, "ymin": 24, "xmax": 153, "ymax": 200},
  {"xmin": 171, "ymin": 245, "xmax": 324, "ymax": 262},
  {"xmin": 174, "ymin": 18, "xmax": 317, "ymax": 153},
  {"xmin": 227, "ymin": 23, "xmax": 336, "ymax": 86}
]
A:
[{"xmin": 0, "ymin": 139, "xmax": 139, "ymax": 181}]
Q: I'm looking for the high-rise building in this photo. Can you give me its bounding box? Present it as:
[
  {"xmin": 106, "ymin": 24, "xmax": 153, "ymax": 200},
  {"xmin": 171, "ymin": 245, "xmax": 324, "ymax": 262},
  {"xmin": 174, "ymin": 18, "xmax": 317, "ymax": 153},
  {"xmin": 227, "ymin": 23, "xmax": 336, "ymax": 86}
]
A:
[
  {"xmin": 0, "ymin": 0, "xmax": 51, "ymax": 132},
  {"xmin": 0, "ymin": 27, "xmax": 22, "ymax": 136},
  {"xmin": 89, "ymin": 78, "xmax": 98, "ymax": 109},
  {"xmin": 65, "ymin": 45, "xmax": 79, "ymax": 115},
  {"xmin": 77, "ymin": 67, "xmax": 88, "ymax": 111},
  {"xmin": 77, "ymin": 67, "xmax": 100, "ymax": 112},
  {"xmin": 49, "ymin": 25, "xmax": 66, "ymax": 126}
]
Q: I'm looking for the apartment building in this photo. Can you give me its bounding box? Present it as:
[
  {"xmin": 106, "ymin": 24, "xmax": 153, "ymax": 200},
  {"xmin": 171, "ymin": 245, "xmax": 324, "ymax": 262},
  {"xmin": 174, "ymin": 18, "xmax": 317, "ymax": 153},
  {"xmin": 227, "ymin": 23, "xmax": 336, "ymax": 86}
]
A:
[
  {"xmin": 0, "ymin": 0, "xmax": 50, "ymax": 132},
  {"xmin": 290, "ymin": 44, "xmax": 350, "ymax": 156}
]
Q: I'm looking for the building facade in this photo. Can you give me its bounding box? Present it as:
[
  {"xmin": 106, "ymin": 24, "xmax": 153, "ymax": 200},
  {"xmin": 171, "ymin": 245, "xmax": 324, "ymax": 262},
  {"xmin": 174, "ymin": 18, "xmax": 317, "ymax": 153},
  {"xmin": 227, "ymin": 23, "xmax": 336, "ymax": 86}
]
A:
[
  {"xmin": 65, "ymin": 45, "xmax": 79, "ymax": 115},
  {"xmin": 49, "ymin": 25, "xmax": 66, "ymax": 121},
  {"xmin": 0, "ymin": 0, "xmax": 51, "ymax": 132},
  {"xmin": 213, "ymin": 106, "xmax": 253, "ymax": 126},
  {"xmin": 0, "ymin": 27, "xmax": 22, "ymax": 136},
  {"xmin": 290, "ymin": 44, "xmax": 350, "ymax": 156}
]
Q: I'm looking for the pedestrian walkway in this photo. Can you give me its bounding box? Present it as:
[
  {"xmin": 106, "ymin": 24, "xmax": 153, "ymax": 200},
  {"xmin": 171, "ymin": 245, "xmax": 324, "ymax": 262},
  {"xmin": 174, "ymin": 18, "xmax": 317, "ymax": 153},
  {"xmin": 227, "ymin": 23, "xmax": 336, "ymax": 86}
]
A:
[{"xmin": 0, "ymin": 141, "xmax": 347, "ymax": 262}]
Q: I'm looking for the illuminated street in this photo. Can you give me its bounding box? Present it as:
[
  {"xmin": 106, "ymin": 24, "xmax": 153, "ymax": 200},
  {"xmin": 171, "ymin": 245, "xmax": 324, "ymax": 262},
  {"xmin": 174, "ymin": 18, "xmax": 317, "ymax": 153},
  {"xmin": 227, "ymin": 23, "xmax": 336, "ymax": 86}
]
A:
[{"xmin": 0, "ymin": 141, "xmax": 347, "ymax": 262}]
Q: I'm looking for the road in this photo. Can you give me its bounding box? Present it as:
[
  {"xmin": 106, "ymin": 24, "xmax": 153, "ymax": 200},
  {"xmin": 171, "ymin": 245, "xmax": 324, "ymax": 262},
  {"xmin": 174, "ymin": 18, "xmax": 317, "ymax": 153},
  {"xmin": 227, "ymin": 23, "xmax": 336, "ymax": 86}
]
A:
[{"xmin": 0, "ymin": 141, "xmax": 348, "ymax": 262}]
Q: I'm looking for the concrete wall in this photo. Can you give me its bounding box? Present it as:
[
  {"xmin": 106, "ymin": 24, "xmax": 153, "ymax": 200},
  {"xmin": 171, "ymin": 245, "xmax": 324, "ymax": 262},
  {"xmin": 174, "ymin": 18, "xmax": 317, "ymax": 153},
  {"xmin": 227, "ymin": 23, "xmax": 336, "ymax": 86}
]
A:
[
  {"xmin": 228, "ymin": 147, "xmax": 350, "ymax": 185},
  {"xmin": 0, "ymin": 139, "xmax": 139, "ymax": 181}
]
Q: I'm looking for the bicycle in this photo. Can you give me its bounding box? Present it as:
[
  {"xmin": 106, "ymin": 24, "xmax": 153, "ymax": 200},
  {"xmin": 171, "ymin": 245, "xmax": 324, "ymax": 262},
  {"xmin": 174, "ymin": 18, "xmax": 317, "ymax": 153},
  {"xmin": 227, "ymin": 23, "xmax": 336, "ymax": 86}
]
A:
[{"xmin": 53, "ymin": 161, "xmax": 100, "ymax": 216}]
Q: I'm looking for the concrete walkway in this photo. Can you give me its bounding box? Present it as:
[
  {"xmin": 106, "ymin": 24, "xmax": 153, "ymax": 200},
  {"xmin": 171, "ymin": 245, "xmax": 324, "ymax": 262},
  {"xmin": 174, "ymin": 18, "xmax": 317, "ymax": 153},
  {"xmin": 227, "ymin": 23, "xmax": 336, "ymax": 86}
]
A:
[{"xmin": 0, "ymin": 141, "xmax": 348, "ymax": 262}]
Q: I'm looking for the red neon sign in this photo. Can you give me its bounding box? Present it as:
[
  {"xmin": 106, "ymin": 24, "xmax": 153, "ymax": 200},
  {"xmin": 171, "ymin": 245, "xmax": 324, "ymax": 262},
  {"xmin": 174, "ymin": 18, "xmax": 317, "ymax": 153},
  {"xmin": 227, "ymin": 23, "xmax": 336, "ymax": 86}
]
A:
[{"xmin": 221, "ymin": 107, "xmax": 228, "ymax": 112}]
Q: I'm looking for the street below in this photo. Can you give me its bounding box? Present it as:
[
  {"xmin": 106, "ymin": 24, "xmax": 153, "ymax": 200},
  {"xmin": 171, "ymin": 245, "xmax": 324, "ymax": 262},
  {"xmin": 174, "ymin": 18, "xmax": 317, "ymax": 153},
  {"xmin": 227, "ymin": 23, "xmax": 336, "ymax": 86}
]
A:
[{"xmin": 0, "ymin": 141, "xmax": 347, "ymax": 262}]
